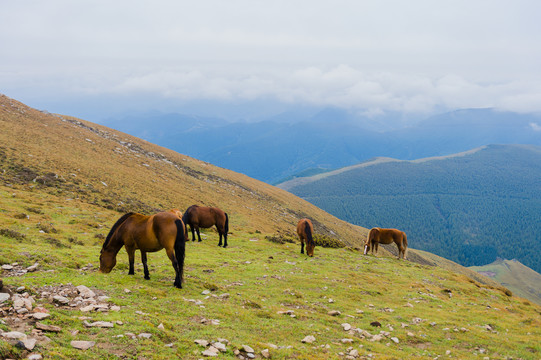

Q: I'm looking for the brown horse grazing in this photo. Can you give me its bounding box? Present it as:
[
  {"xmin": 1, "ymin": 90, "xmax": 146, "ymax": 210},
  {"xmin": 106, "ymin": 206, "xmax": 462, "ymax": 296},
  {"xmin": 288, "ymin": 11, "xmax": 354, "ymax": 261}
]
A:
[
  {"xmin": 297, "ymin": 218, "xmax": 315, "ymax": 257},
  {"xmin": 182, "ymin": 205, "xmax": 229, "ymax": 247},
  {"xmin": 364, "ymin": 227, "xmax": 408, "ymax": 259},
  {"xmin": 99, "ymin": 211, "xmax": 186, "ymax": 288}
]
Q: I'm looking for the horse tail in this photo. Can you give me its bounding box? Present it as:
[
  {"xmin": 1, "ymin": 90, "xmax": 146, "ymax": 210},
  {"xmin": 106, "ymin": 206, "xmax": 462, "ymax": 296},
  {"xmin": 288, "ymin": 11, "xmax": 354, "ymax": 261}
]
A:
[
  {"xmin": 224, "ymin": 212, "xmax": 229, "ymax": 235},
  {"xmin": 305, "ymin": 221, "xmax": 314, "ymax": 246},
  {"xmin": 174, "ymin": 219, "xmax": 186, "ymax": 281},
  {"xmin": 102, "ymin": 212, "xmax": 134, "ymax": 250},
  {"xmin": 403, "ymin": 232, "xmax": 408, "ymax": 247}
]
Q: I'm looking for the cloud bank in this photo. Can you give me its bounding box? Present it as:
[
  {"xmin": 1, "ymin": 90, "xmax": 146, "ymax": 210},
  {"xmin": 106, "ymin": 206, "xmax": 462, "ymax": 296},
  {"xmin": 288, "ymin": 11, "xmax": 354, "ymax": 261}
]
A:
[{"xmin": 2, "ymin": 0, "xmax": 541, "ymax": 119}]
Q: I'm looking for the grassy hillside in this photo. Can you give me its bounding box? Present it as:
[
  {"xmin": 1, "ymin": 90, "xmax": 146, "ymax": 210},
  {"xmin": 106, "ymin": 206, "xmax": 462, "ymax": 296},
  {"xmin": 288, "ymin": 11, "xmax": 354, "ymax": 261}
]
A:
[
  {"xmin": 470, "ymin": 259, "xmax": 541, "ymax": 306},
  {"xmin": 280, "ymin": 145, "xmax": 541, "ymax": 274},
  {"xmin": 1, "ymin": 95, "xmax": 540, "ymax": 359},
  {"xmin": 0, "ymin": 94, "xmax": 365, "ymax": 244}
]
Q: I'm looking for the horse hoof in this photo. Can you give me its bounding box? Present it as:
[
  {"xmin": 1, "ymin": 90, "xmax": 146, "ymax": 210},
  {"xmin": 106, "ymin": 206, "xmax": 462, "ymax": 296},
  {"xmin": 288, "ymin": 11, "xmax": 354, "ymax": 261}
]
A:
[
  {"xmin": 144, "ymin": 276, "xmax": 150, "ymax": 280},
  {"xmin": 174, "ymin": 283, "xmax": 182, "ymax": 289}
]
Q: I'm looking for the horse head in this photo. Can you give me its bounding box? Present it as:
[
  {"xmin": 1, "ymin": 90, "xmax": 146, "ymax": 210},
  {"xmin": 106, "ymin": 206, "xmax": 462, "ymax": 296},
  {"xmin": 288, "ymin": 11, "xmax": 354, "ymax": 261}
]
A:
[{"xmin": 98, "ymin": 248, "xmax": 116, "ymax": 273}]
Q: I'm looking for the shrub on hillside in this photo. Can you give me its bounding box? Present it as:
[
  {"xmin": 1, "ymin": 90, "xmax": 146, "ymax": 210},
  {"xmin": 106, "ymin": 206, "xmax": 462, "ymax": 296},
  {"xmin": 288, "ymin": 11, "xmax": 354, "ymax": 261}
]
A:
[{"xmin": 313, "ymin": 234, "xmax": 345, "ymax": 248}]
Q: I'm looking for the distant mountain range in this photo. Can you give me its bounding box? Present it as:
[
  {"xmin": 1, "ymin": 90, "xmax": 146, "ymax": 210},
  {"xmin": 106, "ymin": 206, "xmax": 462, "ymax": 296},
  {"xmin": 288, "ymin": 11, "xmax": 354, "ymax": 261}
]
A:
[
  {"xmin": 278, "ymin": 144, "xmax": 541, "ymax": 274},
  {"xmin": 103, "ymin": 108, "xmax": 541, "ymax": 183}
]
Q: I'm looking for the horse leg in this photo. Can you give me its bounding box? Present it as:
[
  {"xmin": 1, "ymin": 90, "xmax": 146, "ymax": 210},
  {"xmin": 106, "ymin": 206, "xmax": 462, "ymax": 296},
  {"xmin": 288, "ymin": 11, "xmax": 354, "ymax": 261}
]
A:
[
  {"xmin": 190, "ymin": 225, "xmax": 196, "ymax": 242},
  {"xmin": 223, "ymin": 232, "xmax": 228, "ymax": 248},
  {"xmin": 165, "ymin": 248, "xmax": 182, "ymax": 288},
  {"xmin": 218, "ymin": 232, "xmax": 223, "ymax": 247},
  {"xmin": 141, "ymin": 251, "xmax": 150, "ymax": 280},
  {"xmin": 196, "ymin": 227, "xmax": 202, "ymax": 242},
  {"xmin": 300, "ymin": 239, "xmax": 305, "ymax": 254},
  {"xmin": 126, "ymin": 245, "xmax": 136, "ymax": 275}
]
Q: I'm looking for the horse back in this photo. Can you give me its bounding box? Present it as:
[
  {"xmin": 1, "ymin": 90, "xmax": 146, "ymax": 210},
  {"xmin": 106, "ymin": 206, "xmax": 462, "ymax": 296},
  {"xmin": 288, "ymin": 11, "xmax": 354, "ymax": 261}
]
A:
[
  {"xmin": 297, "ymin": 219, "xmax": 313, "ymax": 239},
  {"xmin": 380, "ymin": 228, "xmax": 405, "ymax": 244}
]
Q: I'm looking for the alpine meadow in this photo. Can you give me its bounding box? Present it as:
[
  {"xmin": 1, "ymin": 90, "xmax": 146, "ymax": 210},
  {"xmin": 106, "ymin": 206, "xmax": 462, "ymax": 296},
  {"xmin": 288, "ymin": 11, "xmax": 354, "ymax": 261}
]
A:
[{"xmin": 1, "ymin": 94, "xmax": 540, "ymax": 359}]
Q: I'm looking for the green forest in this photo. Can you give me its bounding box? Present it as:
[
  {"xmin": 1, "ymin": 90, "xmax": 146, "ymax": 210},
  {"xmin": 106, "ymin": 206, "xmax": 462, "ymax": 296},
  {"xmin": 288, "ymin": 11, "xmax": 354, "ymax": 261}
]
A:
[{"xmin": 288, "ymin": 144, "xmax": 541, "ymax": 273}]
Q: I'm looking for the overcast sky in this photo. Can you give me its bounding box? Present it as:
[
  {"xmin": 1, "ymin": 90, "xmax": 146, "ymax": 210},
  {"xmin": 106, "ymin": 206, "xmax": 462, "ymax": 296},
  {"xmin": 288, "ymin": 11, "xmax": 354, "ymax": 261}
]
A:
[{"xmin": 2, "ymin": 0, "xmax": 541, "ymax": 122}]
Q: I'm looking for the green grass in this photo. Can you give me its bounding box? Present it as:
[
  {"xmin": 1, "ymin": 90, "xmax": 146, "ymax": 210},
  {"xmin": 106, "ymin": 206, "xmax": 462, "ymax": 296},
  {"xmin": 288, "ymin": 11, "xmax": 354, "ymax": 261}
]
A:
[{"xmin": 1, "ymin": 186, "xmax": 541, "ymax": 359}]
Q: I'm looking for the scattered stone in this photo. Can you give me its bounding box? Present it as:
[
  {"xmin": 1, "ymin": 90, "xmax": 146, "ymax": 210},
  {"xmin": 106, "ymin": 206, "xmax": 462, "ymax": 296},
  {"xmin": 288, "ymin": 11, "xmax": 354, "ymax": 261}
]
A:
[
  {"xmin": 342, "ymin": 323, "xmax": 352, "ymax": 331},
  {"xmin": 202, "ymin": 346, "xmax": 219, "ymax": 357},
  {"xmin": 213, "ymin": 342, "xmax": 227, "ymax": 352},
  {"xmin": 27, "ymin": 263, "xmax": 39, "ymax": 272},
  {"xmin": 242, "ymin": 344, "xmax": 255, "ymax": 353},
  {"xmin": 71, "ymin": 340, "xmax": 95, "ymax": 350},
  {"xmin": 0, "ymin": 292, "xmax": 10, "ymax": 303},
  {"xmin": 349, "ymin": 349, "xmax": 359, "ymax": 357},
  {"xmin": 371, "ymin": 334, "xmax": 384, "ymax": 342},
  {"xmin": 21, "ymin": 337, "xmax": 37, "ymax": 351},
  {"xmin": 83, "ymin": 320, "xmax": 114, "ymax": 328},
  {"xmin": 158, "ymin": 323, "xmax": 165, "ymax": 330},
  {"xmin": 139, "ymin": 333, "xmax": 152, "ymax": 339},
  {"xmin": 328, "ymin": 310, "xmax": 341, "ymax": 316},
  {"xmin": 202, "ymin": 290, "xmax": 211, "ymax": 295},
  {"xmin": 27, "ymin": 354, "xmax": 43, "ymax": 360},
  {"xmin": 261, "ymin": 349, "xmax": 270, "ymax": 358},
  {"xmin": 53, "ymin": 295, "xmax": 69, "ymax": 305},
  {"xmin": 391, "ymin": 337, "xmax": 399, "ymax": 344},
  {"xmin": 341, "ymin": 338, "xmax": 354, "ymax": 344},
  {"xmin": 35, "ymin": 322, "xmax": 62, "ymax": 332},
  {"xmin": 2, "ymin": 264, "xmax": 14, "ymax": 270},
  {"xmin": 301, "ymin": 335, "xmax": 316, "ymax": 344},
  {"xmin": 1, "ymin": 331, "xmax": 27, "ymax": 340},
  {"xmin": 76, "ymin": 285, "xmax": 96, "ymax": 298},
  {"xmin": 411, "ymin": 317, "xmax": 423, "ymax": 324},
  {"xmin": 195, "ymin": 339, "xmax": 209, "ymax": 347},
  {"xmin": 32, "ymin": 312, "xmax": 50, "ymax": 320}
]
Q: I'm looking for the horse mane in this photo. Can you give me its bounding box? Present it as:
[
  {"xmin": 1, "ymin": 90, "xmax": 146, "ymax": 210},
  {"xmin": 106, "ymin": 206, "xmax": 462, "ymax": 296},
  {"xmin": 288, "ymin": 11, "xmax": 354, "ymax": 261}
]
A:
[
  {"xmin": 304, "ymin": 220, "xmax": 314, "ymax": 246},
  {"xmin": 102, "ymin": 212, "xmax": 134, "ymax": 251}
]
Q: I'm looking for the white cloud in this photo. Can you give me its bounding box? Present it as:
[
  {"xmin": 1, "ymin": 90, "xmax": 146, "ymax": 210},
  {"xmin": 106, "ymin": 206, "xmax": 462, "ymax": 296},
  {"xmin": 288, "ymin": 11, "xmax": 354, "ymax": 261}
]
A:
[{"xmin": 2, "ymin": 0, "xmax": 541, "ymax": 118}]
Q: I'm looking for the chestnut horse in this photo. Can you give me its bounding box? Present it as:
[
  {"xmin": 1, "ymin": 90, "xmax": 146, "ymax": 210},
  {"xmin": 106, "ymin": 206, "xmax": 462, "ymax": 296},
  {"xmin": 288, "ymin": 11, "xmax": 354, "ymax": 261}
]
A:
[
  {"xmin": 364, "ymin": 227, "xmax": 407, "ymax": 259},
  {"xmin": 182, "ymin": 205, "xmax": 229, "ymax": 247},
  {"xmin": 99, "ymin": 211, "xmax": 186, "ymax": 288},
  {"xmin": 297, "ymin": 218, "xmax": 315, "ymax": 257}
]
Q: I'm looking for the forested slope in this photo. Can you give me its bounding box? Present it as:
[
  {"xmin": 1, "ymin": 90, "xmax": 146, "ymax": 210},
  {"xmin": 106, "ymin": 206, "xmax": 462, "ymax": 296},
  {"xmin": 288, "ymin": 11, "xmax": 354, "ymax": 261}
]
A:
[{"xmin": 284, "ymin": 144, "xmax": 541, "ymax": 272}]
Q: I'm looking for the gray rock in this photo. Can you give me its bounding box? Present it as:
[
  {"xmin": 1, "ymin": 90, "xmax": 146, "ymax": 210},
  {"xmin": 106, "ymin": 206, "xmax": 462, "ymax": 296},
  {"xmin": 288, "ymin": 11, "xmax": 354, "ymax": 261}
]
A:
[
  {"xmin": 0, "ymin": 293, "xmax": 10, "ymax": 303},
  {"xmin": 194, "ymin": 339, "xmax": 209, "ymax": 347},
  {"xmin": 83, "ymin": 321, "xmax": 114, "ymax": 328},
  {"xmin": 27, "ymin": 354, "xmax": 43, "ymax": 360},
  {"xmin": 21, "ymin": 337, "xmax": 37, "ymax": 350},
  {"xmin": 53, "ymin": 295, "xmax": 70, "ymax": 305},
  {"xmin": 242, "ymin": 344, "xmax": 255, "ymax": 353},
  {"xmin": 1, "ymin": 331, "xmax": 27, "ymax": 340},
  {"xmin": 32, "ymin": 312, "xmax": 50, "ymax": 320},
  {"xmin": 301, "ymin": 335, "xmax": 316, "ymax": 344},
  {"xmin": 76, "ymin": 285, "xmax": 95, "ymax": 298},
  {"xmin": 202, "ymin": 346, "xmax": 219, "ymax": 357},
  {"xmin": 138, "ymin": 333, "xmax": 152, "ymax": 339},
  {"xmin": 71, "ymin": 340, "xmax": 95, "ymax": 350},
  {"xmin": 213, "ymin": 342, "xmax": 227, "ymax": 352},
  {"xmin": 27, "ymin": 263, "xmax": 39, "ymax": 272}
]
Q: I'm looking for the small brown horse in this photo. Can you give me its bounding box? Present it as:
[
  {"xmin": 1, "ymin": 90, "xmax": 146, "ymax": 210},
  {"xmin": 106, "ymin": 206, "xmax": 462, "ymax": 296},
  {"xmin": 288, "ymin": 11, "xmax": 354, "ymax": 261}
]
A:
[
  {"xmin": 182, "ymin": 205, "xmax": 229, "ymax": 247},
  {"xmin": 364, "ymin": 227, "xmax": 408, "ymax": 259},
  {"xmin": 99, "ymin": 211, "xmax": 186, "ymax": 288},
  {"xmin": 297, "ymin": 218, "xmax": 315, "ymax": 257}
]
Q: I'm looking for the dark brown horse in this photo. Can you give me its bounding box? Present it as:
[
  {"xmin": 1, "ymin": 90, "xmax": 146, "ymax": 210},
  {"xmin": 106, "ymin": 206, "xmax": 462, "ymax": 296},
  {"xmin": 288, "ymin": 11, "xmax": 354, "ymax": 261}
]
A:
[
  {"xmin": 182, "ymin": 205, "xmax": 229, "ymax": 247},
  {"xmin": 99, "ymin": 211, "xmax": 186, "ymax": 288},
  {"xmin": 297, "ymin": 218, "xmax": 315, "ymax": 257},
  {"xmin": 364, "ymin": 227, "xmax": 407, "ymax": 259}
]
